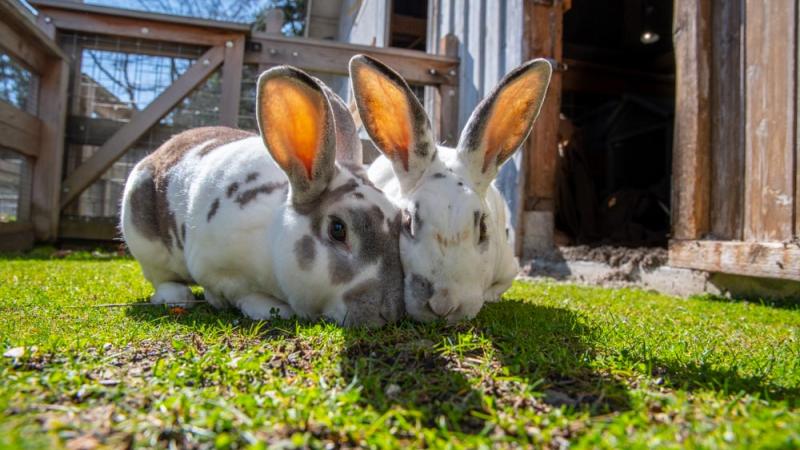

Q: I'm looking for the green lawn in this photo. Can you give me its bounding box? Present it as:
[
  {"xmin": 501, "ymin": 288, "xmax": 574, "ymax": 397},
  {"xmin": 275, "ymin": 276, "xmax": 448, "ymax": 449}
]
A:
[{"xmin": 1, "ymin": 250, "xmax": 799, "ymax": 449}]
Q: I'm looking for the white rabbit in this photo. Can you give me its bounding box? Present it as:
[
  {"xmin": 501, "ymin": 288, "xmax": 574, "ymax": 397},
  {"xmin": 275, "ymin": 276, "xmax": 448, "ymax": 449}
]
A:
[
  {"xmin": 349, "ymin": 55, "xmax": 552, "ymax": 322},
  {"xmin": 120, "ymin": 65, "xmax": 405, "ymax": 327}
]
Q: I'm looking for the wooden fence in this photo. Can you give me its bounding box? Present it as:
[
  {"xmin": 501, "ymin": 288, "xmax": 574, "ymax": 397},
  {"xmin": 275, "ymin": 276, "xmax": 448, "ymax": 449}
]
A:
[
  {"xmin": 0, "ymin": 0, "xmax": 68, "ymax": 250},
  {"xmin": 9, "ymin": 0, "xmax": 459, "ymax": 243}
]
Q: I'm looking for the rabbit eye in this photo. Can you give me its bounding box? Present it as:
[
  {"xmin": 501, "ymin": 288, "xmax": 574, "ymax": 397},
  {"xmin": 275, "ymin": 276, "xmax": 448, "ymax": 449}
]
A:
[
  {"xmin": 478, "ymin": 214, "xmax": 488, "ymax": 244},
  {"xmin": 328, "ymin": 217, "xmax": 347, "ymax": 243}
]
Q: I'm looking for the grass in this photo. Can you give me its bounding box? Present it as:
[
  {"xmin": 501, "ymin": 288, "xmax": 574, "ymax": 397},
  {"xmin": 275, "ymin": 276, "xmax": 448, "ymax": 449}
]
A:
[{"xmin": 0, "ymin": 249, "xmax": 799, "ymax": 449}]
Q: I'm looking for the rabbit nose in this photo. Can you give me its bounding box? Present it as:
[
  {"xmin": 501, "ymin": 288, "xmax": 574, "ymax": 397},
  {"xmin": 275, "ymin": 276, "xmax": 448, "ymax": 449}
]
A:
[{"xmin": 428, "ymin": 295, "xmax": 456, "ymax": 318}]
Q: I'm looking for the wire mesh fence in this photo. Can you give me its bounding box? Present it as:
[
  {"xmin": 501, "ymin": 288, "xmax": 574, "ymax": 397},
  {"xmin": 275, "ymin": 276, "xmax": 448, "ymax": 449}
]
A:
[{"xmin": 60, "ymin": 33, "xmax": 223, "ymax": 218}]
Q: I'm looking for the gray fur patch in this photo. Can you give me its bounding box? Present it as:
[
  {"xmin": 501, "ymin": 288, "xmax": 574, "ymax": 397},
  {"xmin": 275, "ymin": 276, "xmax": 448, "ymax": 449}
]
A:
[
  {"xmin": 432, "ymin": 172, "xmax": 446, "ymax": 179},
  {"xmin": 245, "ymin": 172, "xmax": 260, "ymax": 183},
  {"xmin": 410, "ymin": 274, "xmax": 434, "ymax": 303},
  {"xmin": 295, "ymin": 235, "xmax": 316, "ymax": 270},
  {"xmin": 207, "ymin": 198, "xmax": 220, "ymax": 222}
]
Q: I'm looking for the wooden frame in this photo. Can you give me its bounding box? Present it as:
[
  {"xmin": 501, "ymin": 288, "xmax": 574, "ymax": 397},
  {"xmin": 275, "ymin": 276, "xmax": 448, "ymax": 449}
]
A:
[
  {"xmin": 59, "ymin": 45, "xmax": 226, "ymax": 208},
  {"xmin": 245, "ymin": 33, "xmax": 459, "ymax": 86},
  {"xmin": 0, "ymin": 0, "xmax": 69, "ymax": 243},
  {"xmin": 670, "ymin": 240, "xmax": 800, "ymax": 282}
]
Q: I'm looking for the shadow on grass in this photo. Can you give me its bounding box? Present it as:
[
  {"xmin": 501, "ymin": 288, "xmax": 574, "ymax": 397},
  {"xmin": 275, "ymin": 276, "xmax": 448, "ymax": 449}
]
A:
[
  {"xmin": 691, "ymin": 293, "xmax": 800, "ymax": 311},
  {"xmin": 338, "ymin": 300, "xmax": 632, "ymax": 433}
]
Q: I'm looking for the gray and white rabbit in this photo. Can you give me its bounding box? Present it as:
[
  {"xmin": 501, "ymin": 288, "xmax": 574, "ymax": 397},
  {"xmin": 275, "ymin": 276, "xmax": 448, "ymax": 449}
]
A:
[{"xmin": 121, "ymin": 65, "xmax": 405, "ymax": 327}]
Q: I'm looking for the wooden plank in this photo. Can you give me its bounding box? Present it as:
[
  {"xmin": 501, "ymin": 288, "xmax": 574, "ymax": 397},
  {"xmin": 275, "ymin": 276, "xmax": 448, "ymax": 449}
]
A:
[
  {"xmin": 60, "ymin": 45, "xmax": 225, "ymax": 209},
  {"xmin": 744, "ymin": 0, "xmax": 796, "ymax": 242},
  {"xmin": 29, "ymin": 0, "xmax": 250, "ymax": 33},
  {"xmin": 437, "ymin": 34, "xmax": 459, "ymax": 146},
  {"xmin": 670, "ymin": 239, "xmax": 800, "ymax": 281},
  {"xmin": 0, "ymin": 0, "xmax": 66, "ymax": 63},
  {"xmin": 31, "ymin": 58, "xmax": 69, "ymax": 241},
  {"xmin": 0, "ymin": 101, "xmax": 41, "ymax": 138},
  {"xmin": 246, "ymin": 34, "xmax": 459, "ymax": 86},
  {"xmin": 671, "ymin": 0, "xmax": 711, "ymax": 240},
  {"xmin": 709, "ymin": 0, "xmax": 745, "ymax": 240},
  {"xmin": 523, "ymin": 0, "xmax": 563, "ymax": 211},
  {"xmin": 0, "ymin": 222, "xmax": 34, "ymax": 252},
  {"xmin": 220, "ymin": 35, "xmax": 246, "ymax": 127},
  {"xmin": 0, "ymin": 18, "xmax": 48, "ymax": 73},
  {"xmin": 34, "ymin": 5, "xmax": 240, "ymax": 46},
  {"xmin": 65, "ymin": 116, "xmax": 179, "ymax": 147},
  {"xmin": 0, "ymin": 122, "xmax": 38, "ymax": 157},
  {"xmin": 58, "ymin": 217, "xmax": 120, "ymax": 241}
]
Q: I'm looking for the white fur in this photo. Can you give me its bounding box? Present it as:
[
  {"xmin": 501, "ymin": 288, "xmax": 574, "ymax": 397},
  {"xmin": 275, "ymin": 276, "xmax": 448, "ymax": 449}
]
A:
[
  {"xmin": 121, "ymin": 135, "xmax": 402, "ymax": 326},
  {"xmin": 368, "ymin": 148, "xmax": 518, "ymax": 322}
]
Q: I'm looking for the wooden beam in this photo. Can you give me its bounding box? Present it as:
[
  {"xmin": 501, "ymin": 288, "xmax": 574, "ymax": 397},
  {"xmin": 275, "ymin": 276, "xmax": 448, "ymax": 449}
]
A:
[
  {"xmin": 60, "ymin": 45, "xmax": 225, "ymax": 209},
  {"xmin": 220, "ymin": 35, "xmax": 246, "ymax": 127},
  {"xmin": 33, "ymin": 3, "xmax": 242, "ymax": 46},
  {"xmin": 0, "ymin": 0, "xmax": 66, "ymax": 69},
  {"xmin": 709, "ymin": 1, "xmax": 745, "ymax": 240},
  {"xmin": 437, "ymin": 34, "xmax": 459, "ymax": 146},
  {"xmin": 31, "ymin": 58, "xmax": 69, "ymax": 241},
  {"xmin": 58, "ymin": 217, "xmax": 120, "ymax": 241},
  {"xmin": 744, "ymin": 0, "xmax": 796, "ymax": 242},
  {"xmin": 671, "ymin": 0, "xmax": 711, "ymax": 240},
  {"xmin": 670, "ymin": 240, "xmax": 800, "ymax": 281},
  {"xmin": 523, "ymin": 0, "xmax": 563, "ymax": 211},
  {"xmin": 246, "ymin": 34, "xmax": 459, "ymax": 86},
  {"xmin": 0, "ymin": 101, "xmax": 42, "ymax": 157}
]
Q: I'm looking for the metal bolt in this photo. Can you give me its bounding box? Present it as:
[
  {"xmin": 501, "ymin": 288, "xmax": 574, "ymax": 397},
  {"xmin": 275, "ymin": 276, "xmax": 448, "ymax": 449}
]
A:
[
  {"xmin": 269, "ymin": 48, "xmax": 277, "ymax": 55},
  {"xmin": 225, "ymin": 41, "xmax": 234, "ymax": 48},
  {"xmin": 292, "ymin": 51, "xmax": 298, "ymax": 57},
  {"xmin": 428, "ymin": 68, "xmax": 438, "ymax": 75},
  {"xmin": 140, "ymin": 27, "xmax": 149, "ymax": 34},
  {"xmin": 203, "ymin": 59, "xmax": 210, "ymax": 65},
  {"xmin": 448, "ymin": 89, "xmax": 455, "ymax": 97},
  {"xmin": 448, "ymin": 69, "xmax": 457, "ymax": 77},
  {"xmin": 62, "ymin": 187, "xmax": 69, "ymax": 193},
  {"xmin": 44, "ymin": 16, "xmax": 52, "ymax": 23}
]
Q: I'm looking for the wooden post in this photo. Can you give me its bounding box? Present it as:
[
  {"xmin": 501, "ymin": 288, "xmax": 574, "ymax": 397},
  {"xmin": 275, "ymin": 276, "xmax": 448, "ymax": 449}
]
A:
[
  {"xmin": 520, "ymin": 0, "xmax": 563, "ymax": 256},
  {"xmin": 743, "ymin": 0, "xmax": 796, "ymax": 242},
  {"xmin": 60, "ymin": 45, "xmax": 226, "ymax": 208},
  {"xmin": 437, "ymin": 33, "xmax": 459, "ymax": 146},
  {"xmin": 31, "ymin": 58, "xmax": 69, "ymax": 240},
  {"xmin": 220, "ymin": 34, "xmax": 245, "ymax": 127},
  {"xmin": 671, "ymin": 0, "xmax": 711, "ymax": 241}
]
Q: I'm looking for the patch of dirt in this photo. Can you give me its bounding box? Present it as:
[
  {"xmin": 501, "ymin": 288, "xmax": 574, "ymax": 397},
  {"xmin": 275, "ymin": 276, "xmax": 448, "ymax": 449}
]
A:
[{"xmin": 556, "ymin": 246, "xmax": 668, "ymax": 270}]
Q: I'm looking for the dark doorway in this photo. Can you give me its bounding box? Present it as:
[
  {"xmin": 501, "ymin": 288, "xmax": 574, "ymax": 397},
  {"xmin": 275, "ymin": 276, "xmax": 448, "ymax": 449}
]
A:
[
  {"xmin": 389, "ymin": 0, "xmax": 428, "ymax": 51},
  {"xmin": 556, "ymin": 0, "xmax": 675, "ymax": 248}
]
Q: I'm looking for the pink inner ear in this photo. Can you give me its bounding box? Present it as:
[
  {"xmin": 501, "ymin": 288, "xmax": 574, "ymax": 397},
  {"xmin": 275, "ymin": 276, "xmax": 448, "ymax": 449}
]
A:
[
  {"xmin": 481, "ymin": 69, "xmax": 549, "ymax": 172},
  {"xmin": 354, "ymin": 64, "xmax": 413, "ymax": 171},
  {"xmin": 261, "ymin": 77, "xmax": 326, "ymax": 179}
]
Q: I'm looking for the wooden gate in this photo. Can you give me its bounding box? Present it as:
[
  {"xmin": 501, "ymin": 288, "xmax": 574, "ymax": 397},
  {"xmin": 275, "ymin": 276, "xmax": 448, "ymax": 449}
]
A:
[{"xmin": 26, "ymin": 0, "xmax": 459, "ymax": 242}]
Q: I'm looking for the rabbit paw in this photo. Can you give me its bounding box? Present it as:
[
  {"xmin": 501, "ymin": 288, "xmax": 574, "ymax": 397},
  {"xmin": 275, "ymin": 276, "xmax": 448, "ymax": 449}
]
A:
[
  {"xmin": 151, "ymin": 282, "xmax": 195, "ymax": 307},
  {"xmin": 235, "ymin": 294, "xmax": 295, "ymax": 320}
]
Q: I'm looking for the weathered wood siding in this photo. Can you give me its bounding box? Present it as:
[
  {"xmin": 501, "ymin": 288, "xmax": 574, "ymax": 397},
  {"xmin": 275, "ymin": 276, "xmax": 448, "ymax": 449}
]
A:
[{"xmin": 670, "ymin": 0, "xmax": 800, "ymax": 281}]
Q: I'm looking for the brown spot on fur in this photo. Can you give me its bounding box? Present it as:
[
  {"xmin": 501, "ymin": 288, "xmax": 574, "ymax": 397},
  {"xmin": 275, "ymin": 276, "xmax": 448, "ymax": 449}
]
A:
[
  {"xmin": 207, "ymin": 198, "xmax": 220, "ymax": 222},
  {"xmin": 227, "ymin": 182, "xmax": 240, "ymax": 198},
  {"xmin": 235, "ymin": 182, "xmax": 289, "ymax": 207},
  {"xmin": 245, "ymin": 172, "xmax": 260, "ymax": 183}
]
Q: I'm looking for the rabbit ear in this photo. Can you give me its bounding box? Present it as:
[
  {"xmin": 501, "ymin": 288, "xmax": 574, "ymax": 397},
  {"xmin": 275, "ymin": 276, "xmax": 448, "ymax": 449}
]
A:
[
  {"xmin": 457, "ymin": 59, "xmax": 552, "ymax": 193},
  {"xmin": 350, "ymin": 54, "xmax": 435, "ymax": 193},
  {"xmin": 257, "ymin": 66, "xmax": 336, "ymax": 205},
  {"xmin": 322, "ymin": 86, "xmax": 363, "ymax": 166}
]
